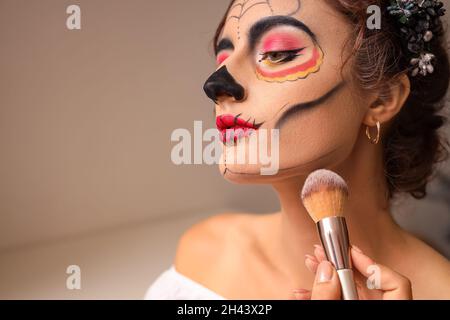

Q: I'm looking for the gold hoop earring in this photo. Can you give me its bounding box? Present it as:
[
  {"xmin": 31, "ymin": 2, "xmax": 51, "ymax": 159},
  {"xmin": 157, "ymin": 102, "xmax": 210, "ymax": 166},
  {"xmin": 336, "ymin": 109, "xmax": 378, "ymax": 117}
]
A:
[{"xmin": 366, "ymin": 121, "xmax": 381, "ymax": 145}]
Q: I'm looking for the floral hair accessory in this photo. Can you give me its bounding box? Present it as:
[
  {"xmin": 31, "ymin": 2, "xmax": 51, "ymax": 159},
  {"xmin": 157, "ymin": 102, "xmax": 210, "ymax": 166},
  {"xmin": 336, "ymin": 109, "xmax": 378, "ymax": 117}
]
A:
[{"xmin": 387, "ymin": 0, "xmax": 446, "ymax": 76}]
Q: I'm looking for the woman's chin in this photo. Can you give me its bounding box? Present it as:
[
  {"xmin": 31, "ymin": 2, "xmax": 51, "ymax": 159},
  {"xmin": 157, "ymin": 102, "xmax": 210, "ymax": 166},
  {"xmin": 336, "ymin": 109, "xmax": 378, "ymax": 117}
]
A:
[
  {"xmin": 218, "ymin": 162, "xmax": 274, "ymax": 184},
  {"xmin": 217, "ymin": 152, "xmax": 345, "ymax": 184},
  {"xmin": 217, "ymin": 162, "xmax": 302, "ymax": 184},
  {"xmin": 219, "ymin": 163, "xmax": 257, "ymax": 183}
]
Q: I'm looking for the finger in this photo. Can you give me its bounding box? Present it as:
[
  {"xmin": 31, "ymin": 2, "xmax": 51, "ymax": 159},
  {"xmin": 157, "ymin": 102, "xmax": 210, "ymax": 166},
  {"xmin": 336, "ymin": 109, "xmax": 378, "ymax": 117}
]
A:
[
  {"xmin": 293, "ymin": 289, "xmax": 311, "ymax": 300},
  {"xmin": 311, "ymin": 261, "xmax": 342, "ymax": 300},
  {"xmin": 314, "ymin": 244, "xmax": 327, "ymax": 262},
  {"xmin": 311, "ymin": 245, "xmax": 371, "ymax": 295},
  {"xmin": 305, "ymin": 254, "xmax": 319, "ymax": 273},
  {"xmin": 350, "ymin": 246, "xmax": 412, "ymax": 300}
]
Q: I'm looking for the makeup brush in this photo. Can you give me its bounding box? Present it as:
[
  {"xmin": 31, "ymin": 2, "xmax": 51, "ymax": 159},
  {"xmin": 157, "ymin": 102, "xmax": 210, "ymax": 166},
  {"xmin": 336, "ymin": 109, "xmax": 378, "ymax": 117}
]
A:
[{"xmin": 301, "ymin": 169, "xmax": 358, "ymax": 300}]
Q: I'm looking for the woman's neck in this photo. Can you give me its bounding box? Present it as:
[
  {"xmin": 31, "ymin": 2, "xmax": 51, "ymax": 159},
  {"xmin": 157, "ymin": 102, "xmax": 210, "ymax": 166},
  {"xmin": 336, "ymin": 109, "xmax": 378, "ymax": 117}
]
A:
[{"xmin": 268, "ymin": 133, "xmax": 404, "ymax": 282}]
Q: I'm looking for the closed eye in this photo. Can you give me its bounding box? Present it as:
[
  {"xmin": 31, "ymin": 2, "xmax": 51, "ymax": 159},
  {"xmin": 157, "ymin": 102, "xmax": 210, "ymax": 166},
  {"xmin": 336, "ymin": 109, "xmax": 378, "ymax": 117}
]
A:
[{"xmin": 258, "ymin": 47, "xmax": 305, "ymax": 65}]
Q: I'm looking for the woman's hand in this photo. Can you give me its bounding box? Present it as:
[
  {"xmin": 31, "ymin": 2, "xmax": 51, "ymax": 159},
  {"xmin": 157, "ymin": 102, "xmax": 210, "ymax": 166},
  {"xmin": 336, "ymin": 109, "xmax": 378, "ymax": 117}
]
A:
[{"xmin": 293, "ymin": 245, "xmax": 413, "ymax": 300}]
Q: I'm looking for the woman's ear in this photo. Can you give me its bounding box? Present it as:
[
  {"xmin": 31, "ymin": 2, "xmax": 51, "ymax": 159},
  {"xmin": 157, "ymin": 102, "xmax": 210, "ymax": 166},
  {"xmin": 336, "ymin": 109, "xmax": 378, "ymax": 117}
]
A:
[{"xmin": 363, "ymin": 73, "xmax": 411, "ymax": 126}]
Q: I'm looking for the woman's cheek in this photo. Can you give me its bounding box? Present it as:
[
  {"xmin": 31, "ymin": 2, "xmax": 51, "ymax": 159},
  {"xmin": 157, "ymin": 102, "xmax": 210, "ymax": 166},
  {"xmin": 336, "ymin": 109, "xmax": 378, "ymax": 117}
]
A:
[{"xmin": 276, "ymin": 100, "xmax": 363, "ymax": 170}]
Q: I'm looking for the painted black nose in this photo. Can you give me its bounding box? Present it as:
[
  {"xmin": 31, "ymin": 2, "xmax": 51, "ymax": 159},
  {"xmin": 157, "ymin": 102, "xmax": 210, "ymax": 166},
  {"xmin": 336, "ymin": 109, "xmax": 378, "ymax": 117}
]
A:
[{"xmin": 203, "ymin": 65, "xmax": 245, "ymax": 103}]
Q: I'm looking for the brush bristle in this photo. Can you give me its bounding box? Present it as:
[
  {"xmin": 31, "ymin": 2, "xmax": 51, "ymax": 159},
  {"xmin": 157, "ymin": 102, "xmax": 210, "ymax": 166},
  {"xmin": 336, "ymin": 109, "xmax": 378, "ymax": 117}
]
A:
[{"xmin": 300, "ymin": 169, "xmax": 349, "ymax": 223}]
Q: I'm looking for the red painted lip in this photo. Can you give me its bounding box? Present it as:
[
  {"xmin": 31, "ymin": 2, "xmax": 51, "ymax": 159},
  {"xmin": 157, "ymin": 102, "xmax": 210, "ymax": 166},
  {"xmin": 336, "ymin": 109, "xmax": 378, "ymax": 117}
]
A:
[{"xmin": 216, "ymin": 114, "xmax": 262, "ymax": 144}]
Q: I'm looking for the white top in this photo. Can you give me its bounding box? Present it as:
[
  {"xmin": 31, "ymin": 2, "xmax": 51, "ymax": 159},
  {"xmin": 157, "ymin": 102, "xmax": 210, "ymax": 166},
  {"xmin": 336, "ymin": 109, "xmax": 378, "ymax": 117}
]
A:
[{"xmin": 144, "ymin": 265, "xmax": 226, "ymax": 300}]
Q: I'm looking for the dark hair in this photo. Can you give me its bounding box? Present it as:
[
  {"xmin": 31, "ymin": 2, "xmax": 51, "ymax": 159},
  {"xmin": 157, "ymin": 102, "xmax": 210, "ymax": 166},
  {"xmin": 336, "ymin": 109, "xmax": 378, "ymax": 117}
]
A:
[{"xmin": 212, "ymin": 0, "xmax": 450, "ymax": 199}]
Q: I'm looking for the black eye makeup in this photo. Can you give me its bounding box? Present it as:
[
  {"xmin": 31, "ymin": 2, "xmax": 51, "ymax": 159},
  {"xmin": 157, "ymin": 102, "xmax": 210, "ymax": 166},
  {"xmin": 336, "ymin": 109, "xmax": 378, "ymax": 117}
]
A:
[
  {"xmin": 258, "ymin": 47, "xmax": 306, "ymax": 65},
  {"xmin": 215, "ymin": 38, "xmax": 234, "ymax": 56},
  {"xmin": 214, "ymin": 15, "xmax": 324, "ymax": 82}
]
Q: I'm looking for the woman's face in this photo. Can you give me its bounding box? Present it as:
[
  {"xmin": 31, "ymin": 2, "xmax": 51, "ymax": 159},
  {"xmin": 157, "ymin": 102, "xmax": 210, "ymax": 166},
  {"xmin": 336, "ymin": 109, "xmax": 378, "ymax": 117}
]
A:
[{"xmin": 204, "ymin": 0, "xmax": 369, "ymax": 183}]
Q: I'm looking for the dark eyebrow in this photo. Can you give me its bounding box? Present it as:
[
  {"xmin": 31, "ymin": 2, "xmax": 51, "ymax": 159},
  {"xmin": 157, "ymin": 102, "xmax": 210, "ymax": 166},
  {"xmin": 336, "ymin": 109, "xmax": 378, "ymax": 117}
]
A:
[
  {"xmin": 215, "ymin": 38, "xmax": 234, "ymax": 56},
  {"xmin": 248, "ymin": 15, "xmax": 317, "ymax": 52}
]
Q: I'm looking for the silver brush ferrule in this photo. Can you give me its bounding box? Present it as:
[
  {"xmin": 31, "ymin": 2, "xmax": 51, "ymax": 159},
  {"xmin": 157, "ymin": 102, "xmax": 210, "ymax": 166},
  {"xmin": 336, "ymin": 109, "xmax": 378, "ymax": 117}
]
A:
[
  {"xmin": 317, "ymin": 216, "xmax": 358, "ymax": 300},
  {"xmin": 317, "ymin": 216, "xmax": 351, "ymax": 270}
]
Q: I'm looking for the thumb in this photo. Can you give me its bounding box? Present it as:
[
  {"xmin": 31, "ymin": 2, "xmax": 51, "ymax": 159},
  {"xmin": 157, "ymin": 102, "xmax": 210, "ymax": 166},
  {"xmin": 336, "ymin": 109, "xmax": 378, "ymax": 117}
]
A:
[{"xmin": 311, "ymin": 261, "xmax": 342, "ymax": 300}]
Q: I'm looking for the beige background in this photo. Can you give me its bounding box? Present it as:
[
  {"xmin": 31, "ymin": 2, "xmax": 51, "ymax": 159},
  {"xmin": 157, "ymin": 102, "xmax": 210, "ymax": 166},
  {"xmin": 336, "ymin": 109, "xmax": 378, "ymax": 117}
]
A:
[{"xmin": 0, "ymin": 0, "xmax": 449, "ymax": 299}]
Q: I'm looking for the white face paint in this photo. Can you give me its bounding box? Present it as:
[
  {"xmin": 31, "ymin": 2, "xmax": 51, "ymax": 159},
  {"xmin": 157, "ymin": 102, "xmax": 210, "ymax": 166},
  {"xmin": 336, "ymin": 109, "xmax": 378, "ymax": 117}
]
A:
[{"xmin": 207, "ymin": 0, "xmax": 369, "ymax": 183}]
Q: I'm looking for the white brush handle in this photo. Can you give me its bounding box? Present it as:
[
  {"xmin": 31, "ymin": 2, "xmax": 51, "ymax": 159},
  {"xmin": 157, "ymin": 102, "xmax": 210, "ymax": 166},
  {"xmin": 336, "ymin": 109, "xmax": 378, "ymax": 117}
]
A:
[
  {"xmin": 317, "ymin": 217, "xmax": 359, "ymax": 300},
  {"xmin": 337, "ymin": 269, "xmax": 358, "ymax": 300}
]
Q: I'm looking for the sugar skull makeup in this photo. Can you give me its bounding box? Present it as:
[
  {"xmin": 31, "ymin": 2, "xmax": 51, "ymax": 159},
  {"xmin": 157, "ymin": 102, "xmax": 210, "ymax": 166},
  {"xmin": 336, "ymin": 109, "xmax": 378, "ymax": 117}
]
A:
[
  {"xmin": 204, "ymin": 0, "xmax": 368, "ymax": 182},
  {"xmin": 251, "ymin": 16, "xmax": 324, "ymax": 82}
]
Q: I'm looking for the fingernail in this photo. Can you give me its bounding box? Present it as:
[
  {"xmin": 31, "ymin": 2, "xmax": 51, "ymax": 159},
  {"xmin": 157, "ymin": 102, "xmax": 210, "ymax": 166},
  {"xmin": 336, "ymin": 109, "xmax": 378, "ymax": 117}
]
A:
[
  {"xmin": 317, "ymin": 261, "xmax": 333, "ymax": 283},
  {"xmin": 314, "ymin": 244, "xmax": 325, "ymax": 253},
  {"xmin": 305, "ymin": 254, "xmax": 316, "ymax": 261},
  {"xmin": 352, "ymin": 245, "xmax": 363, "ymax": 253},
  {"xmin": 305, "ymin": 257, "xmax": 317, "ymax": 273}
]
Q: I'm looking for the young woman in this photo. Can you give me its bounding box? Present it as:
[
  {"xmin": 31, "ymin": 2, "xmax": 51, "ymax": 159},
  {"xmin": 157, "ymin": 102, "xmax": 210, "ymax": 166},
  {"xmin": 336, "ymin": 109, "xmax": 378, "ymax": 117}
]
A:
[{"xmin": 146, "ymin": 0, "xmax": 450, "ymax": 300}]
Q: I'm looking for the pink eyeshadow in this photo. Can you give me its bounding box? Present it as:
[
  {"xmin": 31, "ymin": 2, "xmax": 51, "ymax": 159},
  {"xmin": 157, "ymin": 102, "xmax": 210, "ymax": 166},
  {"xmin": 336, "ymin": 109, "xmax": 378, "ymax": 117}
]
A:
[
  {"xmin": 216, "ymin": 52, "xmax": 229, "ymax": 65},
  {"xmin": 256, "ymin": 46, "xmax": 322, "ymax": 78},
  {"xmin": 262, "ymin": 33, "xmax": 303, "ymax": 52}
]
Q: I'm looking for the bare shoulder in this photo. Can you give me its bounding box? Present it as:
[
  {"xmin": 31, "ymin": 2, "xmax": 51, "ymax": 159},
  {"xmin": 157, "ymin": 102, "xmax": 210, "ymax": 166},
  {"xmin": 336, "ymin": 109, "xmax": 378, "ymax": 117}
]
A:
[
  {"xmin": 174, "ymin": 212, "xmax": 263, "ymax": 282},
  {"xmin": 400, "ymin": 232, "xmax": 450, "ymax": 299}
]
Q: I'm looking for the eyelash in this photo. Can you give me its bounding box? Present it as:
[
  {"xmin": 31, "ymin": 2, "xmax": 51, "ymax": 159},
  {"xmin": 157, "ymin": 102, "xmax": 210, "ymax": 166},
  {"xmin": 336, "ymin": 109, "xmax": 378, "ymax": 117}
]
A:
[{"xmin": 258, "ymin": 48, "xmax": 305, "ymax": 65}]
